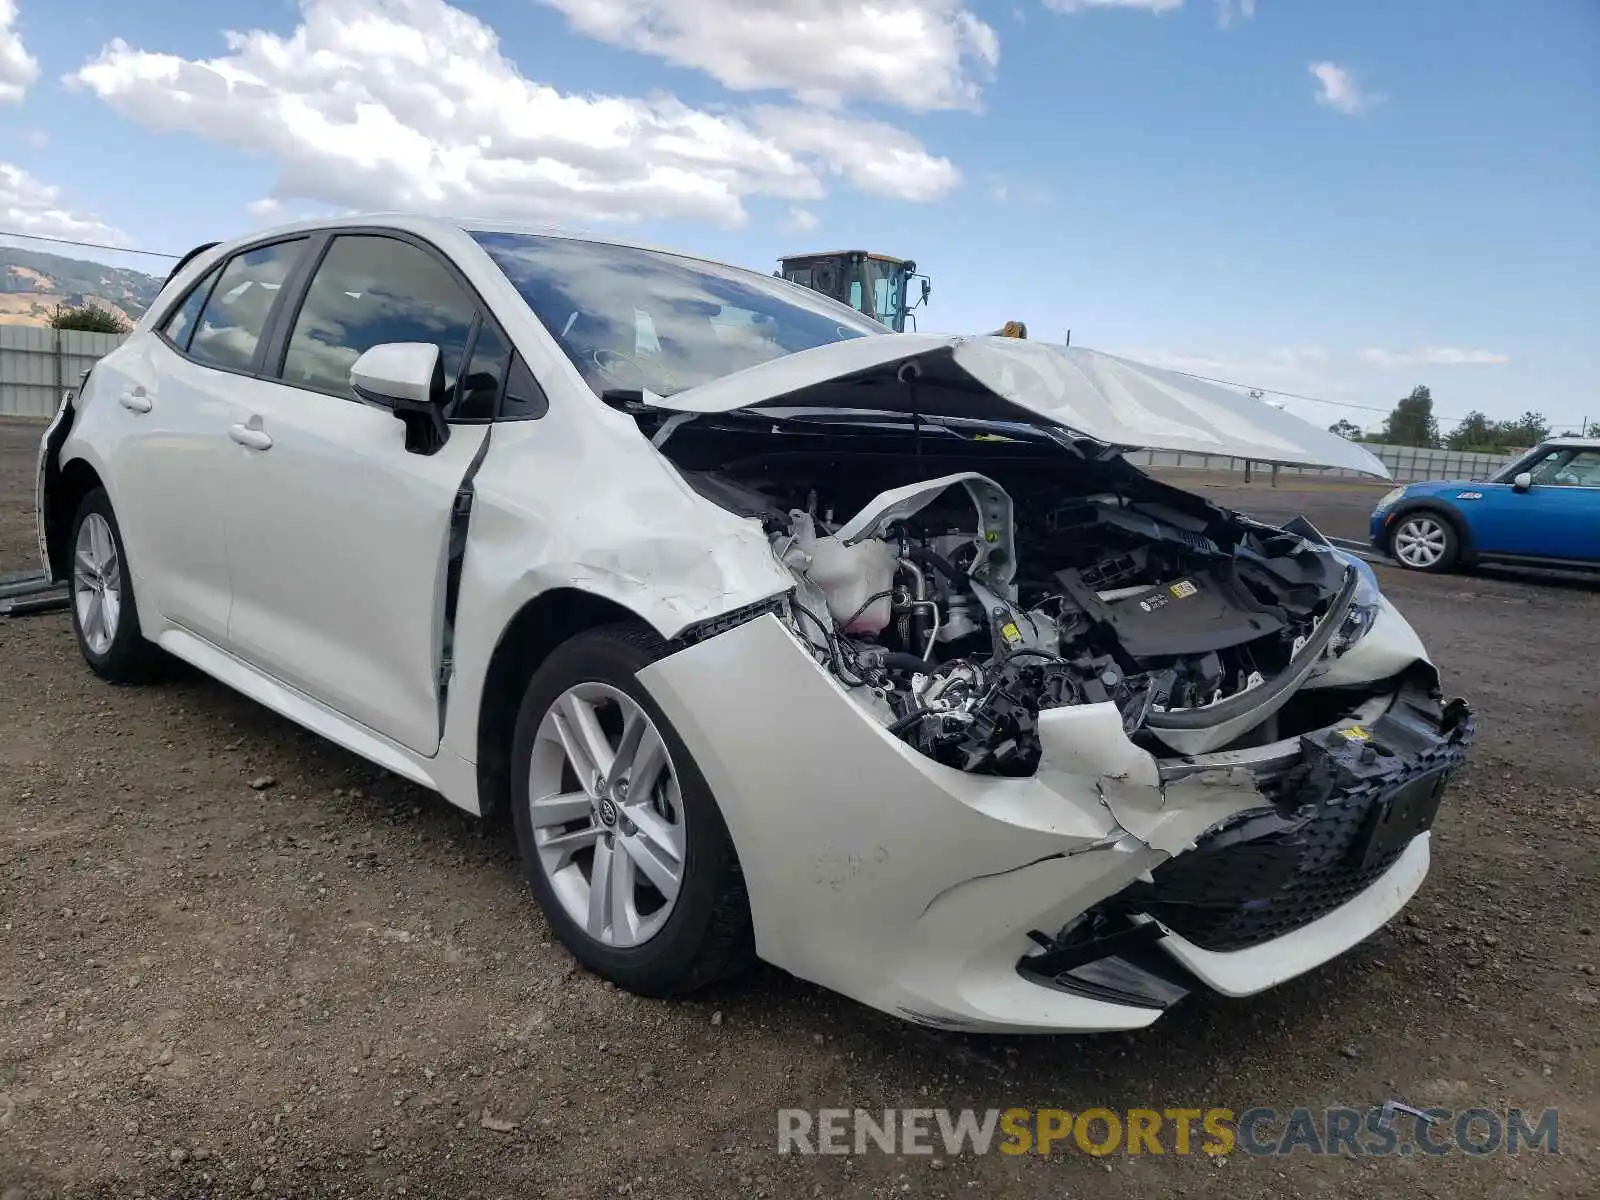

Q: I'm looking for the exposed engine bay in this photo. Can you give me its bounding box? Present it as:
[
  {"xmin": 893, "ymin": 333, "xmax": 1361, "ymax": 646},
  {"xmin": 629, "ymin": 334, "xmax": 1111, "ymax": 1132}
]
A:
[{"xmin": 655, "ymin": 411, "xmax": 1375, "ymax": 776}]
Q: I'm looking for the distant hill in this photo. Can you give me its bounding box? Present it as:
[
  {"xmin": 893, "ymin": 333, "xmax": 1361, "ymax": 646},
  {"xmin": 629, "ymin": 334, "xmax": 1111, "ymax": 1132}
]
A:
[{"xmin": 0, "ymin": 245, "xmax": 165, "ymax": 329}]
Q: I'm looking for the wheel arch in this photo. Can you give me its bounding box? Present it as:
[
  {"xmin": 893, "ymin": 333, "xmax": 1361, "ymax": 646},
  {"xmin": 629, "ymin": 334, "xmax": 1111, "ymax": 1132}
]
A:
[
  {"xmin": 1387, "ymin": 499, "xmax": 1477, "ymax": 562},
  {"xmin": 43, "ymin": 456, "xmax": 109, "ymax": 581},
  {"xmin": 473, "ymin": 587, "xmax": 651, "ymax": 822}
]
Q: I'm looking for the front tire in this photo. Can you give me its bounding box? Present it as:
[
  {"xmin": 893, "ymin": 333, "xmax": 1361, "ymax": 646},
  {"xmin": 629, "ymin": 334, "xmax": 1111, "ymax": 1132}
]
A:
[
  {"xmin": 1389, "ymin": 511, "xmax": 1460, "ymax": 573},
  {"xmin": 69, "ymin": 488, "xmax": 164, "ymax": 683},
  {"xmin": 510, "ymin": 623, "xmax": 755, "ymax": 996}
]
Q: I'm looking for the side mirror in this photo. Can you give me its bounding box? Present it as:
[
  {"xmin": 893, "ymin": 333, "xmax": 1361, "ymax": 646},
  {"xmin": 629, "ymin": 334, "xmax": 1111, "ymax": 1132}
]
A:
[
  {"xmin": 920, "ymin": 278, "xmax": 931, "ymax": 304},
  {"xmin": 351, "ymin": 343, "xmax": 449, "ymax": 455},
  {"xmin": 1512, "ymin": 471, "xmax": 1533, "ymax": 493}
]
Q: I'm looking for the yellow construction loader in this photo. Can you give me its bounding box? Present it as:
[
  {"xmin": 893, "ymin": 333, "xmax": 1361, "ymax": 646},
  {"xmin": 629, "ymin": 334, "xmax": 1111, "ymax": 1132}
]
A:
[{"xmin": 776, "ymin": 250, "xmax": 1028, "ymax": 337}]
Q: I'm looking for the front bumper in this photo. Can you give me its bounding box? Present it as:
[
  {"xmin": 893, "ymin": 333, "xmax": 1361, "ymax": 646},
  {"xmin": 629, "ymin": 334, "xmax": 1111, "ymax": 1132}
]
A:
[
  {"xmin": 1369, "ymin": 508, "xmax": 1393, "ymax": 550},
  {"xmin": 640, "ymin": 614, "xmax": 1474, "ymax": 1034}
]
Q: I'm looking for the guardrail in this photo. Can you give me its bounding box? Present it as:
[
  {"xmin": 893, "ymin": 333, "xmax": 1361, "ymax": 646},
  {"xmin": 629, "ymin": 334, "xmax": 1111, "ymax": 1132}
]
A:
[{"xmin": 1132, "ymin": 443, "xmax": 1514, "ymax": 484}]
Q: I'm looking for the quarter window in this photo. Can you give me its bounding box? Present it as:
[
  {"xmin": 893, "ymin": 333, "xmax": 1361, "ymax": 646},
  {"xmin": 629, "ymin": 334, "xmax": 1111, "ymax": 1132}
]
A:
[
  {"xmin": 451, "ymin": 322, "xmax": 510, "ymax": 421},
  {"xmin": 188, "ymin": 240, "xmax": 307, "ymax": 373},
  {"xmin": 159, "ymin": 265, "xmax": 222, "ymax": 353},
  {"xmin": 499, "ymin": 354, "xmax": 550, "ymax": 421},
  {"xmin": 280, "ymin": 235, "xmax": 477, "ymax": 401}
]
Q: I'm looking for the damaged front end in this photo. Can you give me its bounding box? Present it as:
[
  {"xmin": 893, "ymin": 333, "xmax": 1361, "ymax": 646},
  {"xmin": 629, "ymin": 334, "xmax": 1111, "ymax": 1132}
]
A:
[
  {"xmin": 666, "ymin": 421, "xmax": 1420, "ymax": 774},
  {"xmin": 633, "ymin": 389, "xmax": 1474, "ymax": 1030}
]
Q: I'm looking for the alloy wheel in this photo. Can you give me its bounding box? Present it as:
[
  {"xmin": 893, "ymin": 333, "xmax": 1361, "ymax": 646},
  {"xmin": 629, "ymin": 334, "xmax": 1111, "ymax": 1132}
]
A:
[
  {"xmin": 1393, "ymin": 516, "xmax": 1448, "ymax": 568},
  {"xmin": 73, "ymin": 512, "xmax": 123, "ymax": 656},
  {"xmin": 527, "ymin": 683, "xmax": 687, "ymax": 948}
]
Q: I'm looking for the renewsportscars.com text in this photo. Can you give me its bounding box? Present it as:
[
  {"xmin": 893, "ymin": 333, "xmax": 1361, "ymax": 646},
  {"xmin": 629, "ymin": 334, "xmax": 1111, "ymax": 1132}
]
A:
[{"xmin": 777, "ymin": 1106, "xmax": 1559, "ymax": 1158}]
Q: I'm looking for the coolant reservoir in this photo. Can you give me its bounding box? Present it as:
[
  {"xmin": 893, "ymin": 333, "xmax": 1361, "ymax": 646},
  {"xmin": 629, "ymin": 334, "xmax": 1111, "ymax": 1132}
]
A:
[
  {"xmin": 787, "ymin": 518, "xmax": 902, "ymax": 643},
  {"xmin": 800, "ymin": 526, "xmax": 899, "ymax": 635}
]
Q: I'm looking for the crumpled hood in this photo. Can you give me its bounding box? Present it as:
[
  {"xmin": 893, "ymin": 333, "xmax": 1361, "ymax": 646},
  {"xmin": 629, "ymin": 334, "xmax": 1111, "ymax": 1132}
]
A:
[{"xmin": 645, "ymin": 334, "xmax": 1392, "ymax": 479}]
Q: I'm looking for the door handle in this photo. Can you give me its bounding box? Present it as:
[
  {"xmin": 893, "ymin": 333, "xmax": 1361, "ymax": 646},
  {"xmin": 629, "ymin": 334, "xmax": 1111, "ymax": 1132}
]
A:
[
  {"xmin": 119, "ymin": 388, "xmax": 152, "ymax": 414},
  {"xmin": 229, "ymin": 416, "xmax": 273, "ymax": 451}
]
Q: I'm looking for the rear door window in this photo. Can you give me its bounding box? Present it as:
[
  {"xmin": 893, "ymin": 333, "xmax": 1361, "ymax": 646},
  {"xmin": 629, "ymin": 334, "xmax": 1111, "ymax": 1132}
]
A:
[
  {"xmin": 279, "ymin": 235, "xmax": 477, "ymax": 401},
  {"xmin": 187, "ymin": 240, "xmax": 307, "ymax": 373},
  {"xmin": 159, "ymin": 265, "xmax": 222, "ymax": 353}
]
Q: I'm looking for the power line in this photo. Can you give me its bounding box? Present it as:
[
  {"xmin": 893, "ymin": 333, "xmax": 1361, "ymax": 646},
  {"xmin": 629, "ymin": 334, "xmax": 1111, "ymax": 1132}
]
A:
[
  {"xmin": 1165, "ymin": 369, "xmax": 1397, "ymax": 415},
  {"xmin": 1166, "ymin": 367, "xmax": 1590, "ymax": 432},
  {"xmin": 0, "ymin": 228, "xmax": 181, "ymax": 259}
]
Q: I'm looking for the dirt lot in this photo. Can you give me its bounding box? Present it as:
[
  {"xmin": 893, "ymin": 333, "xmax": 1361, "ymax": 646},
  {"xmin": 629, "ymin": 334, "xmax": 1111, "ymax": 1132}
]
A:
[{"xmin": 2, "ymin": 418, "xmax": 1596, "ymax": 1199}]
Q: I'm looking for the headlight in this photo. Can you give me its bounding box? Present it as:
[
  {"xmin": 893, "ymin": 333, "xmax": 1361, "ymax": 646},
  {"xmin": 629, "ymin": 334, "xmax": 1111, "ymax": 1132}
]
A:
[
  {"xmin": 1328, "ymin": 549, "xmax": 1382, "ymax": 656},
  {"xmin": 1374, "ymin": 486, "xmax": 1406, "ymax": 512}
]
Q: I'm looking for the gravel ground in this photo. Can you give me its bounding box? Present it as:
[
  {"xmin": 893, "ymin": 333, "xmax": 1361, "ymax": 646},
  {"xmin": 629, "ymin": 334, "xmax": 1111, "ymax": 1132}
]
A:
[{"xmin": 2, "ymin": 418, "xmax": 1596, "ymax": 1199}]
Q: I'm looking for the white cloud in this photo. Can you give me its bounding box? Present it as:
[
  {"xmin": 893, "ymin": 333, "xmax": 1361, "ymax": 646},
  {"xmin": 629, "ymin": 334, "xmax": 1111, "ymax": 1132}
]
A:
[
  {"xmin": 783, "ymin": 207, "xmax": 819, "ymax": 234},
  {"xmin": 780, "ymin": 208, "xmax": 819, "ymax": 236},
  {"xmin": 1043, "ymin": 1, "xmax": 1183, "ymax": 14},
  {"xmin": 67, "ymin": 0, "xmax": 959, "ymax": 229},
  {"xmin": 1358, "ymin": 347, "xmax": 1509, "ymax": 369},
  {"xmin": 537, "ymin": 0, "xmax": 999, "ymax": 111},
  {"xmin": 1121, "ymin": 346, "xmax": 1333, "ymax": 384},
  {"xmin": 0, "ymin": 0, "xmax": 41, "ymax": 102},
  {"xmin": 1215, "ymin": 0, "xmax": 1255, "ymax": 28},
  {"xmin": 754, "ymin": 107, "xmax": 960, "ymax": 200},
  {"xmin": 1309, "ymin": 61, "xmax": 1380, "ymax": 115},
  {"xmin": 0, "ymin": 161, "xmax": 127, "ymax": 245},
  {"xmin": 986, "ymin": 173, "xmax": 1053, "ymax": 206},
  {"xmin": 246, "ymin": 197, "xmax": 283, "ymax": 220}
]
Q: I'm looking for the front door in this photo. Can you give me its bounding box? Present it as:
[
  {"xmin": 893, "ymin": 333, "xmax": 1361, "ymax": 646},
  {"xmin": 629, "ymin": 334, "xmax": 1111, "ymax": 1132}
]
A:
[
  {"xmin": 219, "ymin": 233, "xmax": 494, "ymax": 755},
  {"xmin": 1470, "ymin": 448, "xmax": 1600, "ymax": 562}
]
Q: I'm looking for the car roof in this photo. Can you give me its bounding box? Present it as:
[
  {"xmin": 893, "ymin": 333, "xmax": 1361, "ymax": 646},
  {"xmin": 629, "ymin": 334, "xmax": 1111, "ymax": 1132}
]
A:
[
  {"xmin": 1539, "ymin": 437, "xmax": 1600, "ymax": 450},
  {"xmin": 211, "ymin": 212, "xmax": 741, "ymax": 275}
]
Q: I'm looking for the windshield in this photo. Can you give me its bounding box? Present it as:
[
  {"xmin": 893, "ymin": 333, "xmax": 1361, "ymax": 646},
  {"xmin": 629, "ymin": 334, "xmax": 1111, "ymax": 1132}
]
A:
[
  {"xmin": 864, "ymin": 258, "xmax": 907, "ymax": 331},
  {"xmin": 472, "ymin": 232, "xmax": 887, "ymax": 397}
]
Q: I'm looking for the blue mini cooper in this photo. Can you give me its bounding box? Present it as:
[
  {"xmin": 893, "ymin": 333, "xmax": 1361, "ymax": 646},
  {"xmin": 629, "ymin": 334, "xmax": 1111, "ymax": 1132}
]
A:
[{"xmin": 1370, "ymin": 438, "xmax": 1600, "ymax": 573}]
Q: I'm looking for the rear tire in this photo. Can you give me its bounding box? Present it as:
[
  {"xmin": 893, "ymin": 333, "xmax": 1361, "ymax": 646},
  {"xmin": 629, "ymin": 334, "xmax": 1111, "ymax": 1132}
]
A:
[
  {"xmin": 68, "ymin": 488, "xmax": 164, "ymax": 683},
  {"xmin": 510, "ymin": 622, "xmax": 756, "ymax": 996},
  {"xmin": 1388, "ymin": 511, "xmax": 1460, "ymax": 573}
]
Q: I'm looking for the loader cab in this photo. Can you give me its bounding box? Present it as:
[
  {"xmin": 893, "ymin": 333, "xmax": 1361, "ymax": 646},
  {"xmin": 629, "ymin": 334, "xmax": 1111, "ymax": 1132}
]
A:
[{"xmin": 777, "ymin": 250, "xmax": 930, "ymax": 332}]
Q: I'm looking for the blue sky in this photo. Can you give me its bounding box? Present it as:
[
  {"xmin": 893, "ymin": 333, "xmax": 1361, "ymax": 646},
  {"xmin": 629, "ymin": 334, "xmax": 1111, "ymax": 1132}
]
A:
[{"xmin": 2, "ymin": 0, "xmax": 1596, "ymax": 433}]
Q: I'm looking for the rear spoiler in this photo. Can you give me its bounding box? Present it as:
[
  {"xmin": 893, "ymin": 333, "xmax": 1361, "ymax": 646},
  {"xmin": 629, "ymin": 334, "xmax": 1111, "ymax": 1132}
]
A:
[{"xmin": 161, "ymin": 242, "xmax": 222, "ymax": 287}]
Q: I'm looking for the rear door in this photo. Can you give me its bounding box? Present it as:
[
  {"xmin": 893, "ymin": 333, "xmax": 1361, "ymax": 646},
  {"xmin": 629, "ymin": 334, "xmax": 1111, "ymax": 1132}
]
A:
[
  {"xmin": 218, "ymin": 231, "xmax": 504, "ymax": 755},
  {"xmin": 99, "ymin": 239, "xmax": 309, "ymax": 643}
]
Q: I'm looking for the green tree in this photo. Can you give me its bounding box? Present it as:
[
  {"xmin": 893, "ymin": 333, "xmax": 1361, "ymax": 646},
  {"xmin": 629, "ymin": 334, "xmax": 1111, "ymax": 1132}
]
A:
[
  {"xmin": 1444, "ymin": 411, "xmax": 1496, "ymax": 451},
  {"xmin": 1328, "ymin": 419, "xmax": 1363, "ymax": 440},
  {"xmin": 1380, "ymin": 385, "xmax": 1441, "ymax": 448},
  {"xmin": 48, "ymin": 303, "xmax": 129, "ymax": 334},
  {"xmin": 1495, "ymin": 411, "xmax": 1551, "ymax": 449},
  {"xmin": 1588, "ymin": 421, "xmax": 1600, "ymax": 438}
]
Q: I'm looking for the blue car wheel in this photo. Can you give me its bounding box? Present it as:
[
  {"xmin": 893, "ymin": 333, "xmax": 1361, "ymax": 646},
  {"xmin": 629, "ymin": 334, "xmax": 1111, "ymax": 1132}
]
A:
[{"xmin": 1390, "ymin": 511, "xmax": 1459, "ymax": 573}]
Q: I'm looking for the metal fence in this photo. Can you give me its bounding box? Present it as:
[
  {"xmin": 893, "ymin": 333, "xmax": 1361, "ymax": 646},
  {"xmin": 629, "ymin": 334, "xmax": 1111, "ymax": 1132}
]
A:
[
  {"xmin": 0, "ymin": 327, "xmax": 129, "ymax": 418},
  {"xmin": 1130, "ymin": 443, "xmax": 1513, "ymax": 483}
]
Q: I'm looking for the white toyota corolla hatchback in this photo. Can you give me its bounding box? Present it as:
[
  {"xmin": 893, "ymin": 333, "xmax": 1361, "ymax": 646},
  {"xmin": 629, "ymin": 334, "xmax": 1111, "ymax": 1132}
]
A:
[{"xmin": 36, "ymin": 215, "xmax": 1475, "ymax": 1033}]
